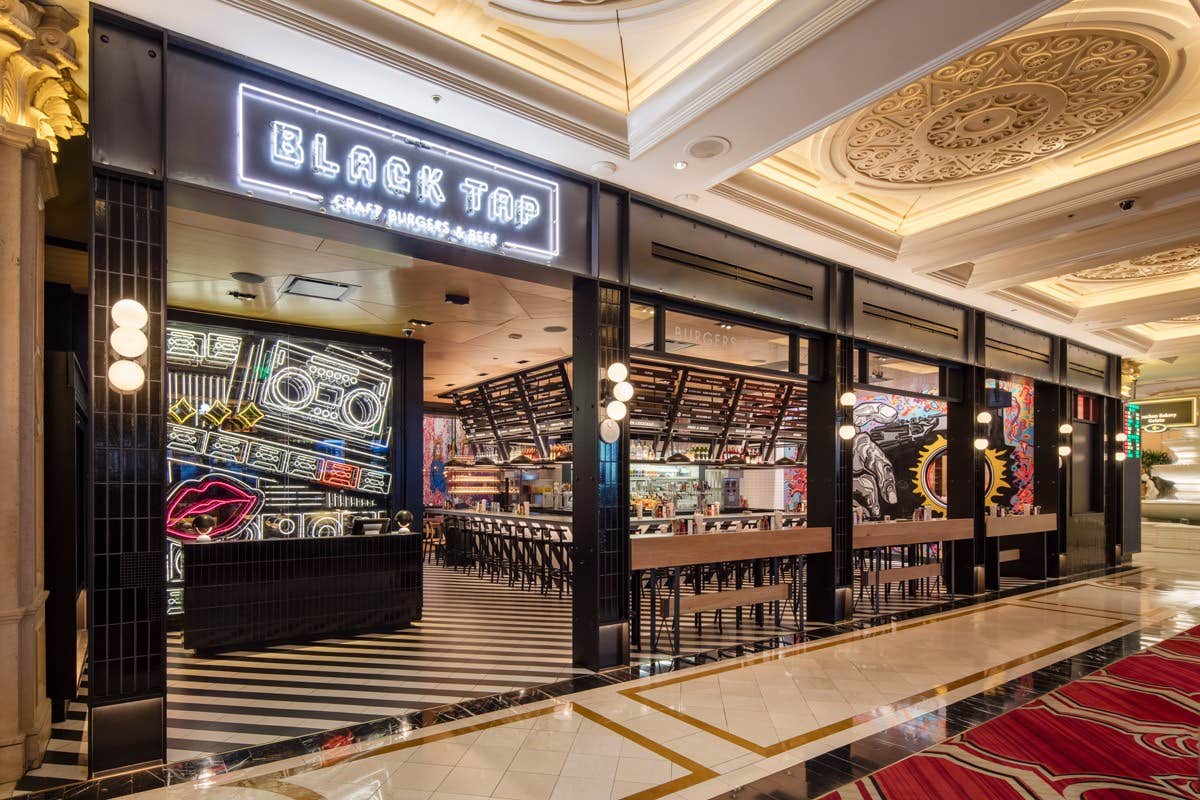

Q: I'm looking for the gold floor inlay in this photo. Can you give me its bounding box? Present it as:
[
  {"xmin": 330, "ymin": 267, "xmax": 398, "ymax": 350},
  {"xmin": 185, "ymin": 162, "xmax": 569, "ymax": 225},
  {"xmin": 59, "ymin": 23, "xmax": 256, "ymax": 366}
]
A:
[
  {"xmin": 618, "ymin": 602, "xmax": 1133, "ymax": 757},
  {"xmin": 225, "ymin": 701, "xmax": 718, "ymax": 800}
]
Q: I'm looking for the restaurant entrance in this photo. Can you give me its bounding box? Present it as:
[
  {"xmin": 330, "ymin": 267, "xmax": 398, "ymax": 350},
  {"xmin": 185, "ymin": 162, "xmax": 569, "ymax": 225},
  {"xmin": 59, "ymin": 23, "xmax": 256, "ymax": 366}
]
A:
[{"xmin": 158, "ymin": 204, "xmax": 589, "ymax": 760}]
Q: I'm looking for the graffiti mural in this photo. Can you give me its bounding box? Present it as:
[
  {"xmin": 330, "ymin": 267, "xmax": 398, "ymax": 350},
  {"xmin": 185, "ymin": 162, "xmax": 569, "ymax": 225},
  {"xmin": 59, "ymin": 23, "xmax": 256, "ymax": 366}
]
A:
[
  {"xmin": 165, "ymin": 321, "xmax": 394, "ymax": 615},
  {"xmin": 991, "ymin": 375, "xmax": 1035, "ymax": 510},
  {"xmin": 851, "ymin": 392, "xmax": 947, "ymax": 519},
  {"xmin": 423, "ymin": 414, "xmax": 473, "ymax": 507}
]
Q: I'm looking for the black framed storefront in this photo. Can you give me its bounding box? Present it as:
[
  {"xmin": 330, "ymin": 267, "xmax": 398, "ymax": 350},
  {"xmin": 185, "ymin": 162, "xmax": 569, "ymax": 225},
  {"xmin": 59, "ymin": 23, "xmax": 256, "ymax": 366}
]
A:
[{"xmin": 80, "ymin": 4, "xmax": 1128, "ymax": 776}]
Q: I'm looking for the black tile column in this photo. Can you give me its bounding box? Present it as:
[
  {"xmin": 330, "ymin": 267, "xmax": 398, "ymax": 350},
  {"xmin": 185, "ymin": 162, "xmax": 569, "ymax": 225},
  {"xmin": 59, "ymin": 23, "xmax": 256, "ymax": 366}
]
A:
[
  {"xmin": 806, "ymin": 335, "xmax": 852, "ymax": 623},
  {"xmin": 88, "ymin": 172, "xmax": 167, "ymax": 773},
  {"xmin": 948, "ymin": 363, "xmax": 983, "ymax": 595},
  {"xmin": 572, "ymin": 278, "xmax": 630, "ymax": 668},
  {"xmin": 1034, "ymin": 381, "xmax": 1065, "ymax": 578}
]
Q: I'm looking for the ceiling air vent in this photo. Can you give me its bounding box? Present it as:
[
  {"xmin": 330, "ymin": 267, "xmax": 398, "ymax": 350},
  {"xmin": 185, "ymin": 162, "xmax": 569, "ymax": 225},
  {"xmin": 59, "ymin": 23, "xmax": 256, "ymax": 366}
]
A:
[{"xmin": 280, "ymin": 275, "xmax": 358, "ymax": 301}]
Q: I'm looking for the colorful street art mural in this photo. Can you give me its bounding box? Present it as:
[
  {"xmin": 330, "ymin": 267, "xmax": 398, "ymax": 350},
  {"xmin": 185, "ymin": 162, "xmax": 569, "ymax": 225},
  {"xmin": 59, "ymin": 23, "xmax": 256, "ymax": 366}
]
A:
[
  {"xmin": 852, "ymin": 391, "xmax": 949, "ymax": 520},
  {"xmin": 423, "ymin": 414, "xmax": 473, "ymax": 507},
  {"xmin": 991, "ymin": 375, "xmax": 1035, "ymax": 510}
]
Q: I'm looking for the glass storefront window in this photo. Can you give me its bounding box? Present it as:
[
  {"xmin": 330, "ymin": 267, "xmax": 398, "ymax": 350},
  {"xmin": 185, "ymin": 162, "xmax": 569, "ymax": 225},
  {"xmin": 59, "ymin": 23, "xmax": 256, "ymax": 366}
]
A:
[
  {"xmin": 630, "ymin": 302, "xmax": 656, "ymax": 350},
  {"xmin": 862, "ymin": 351, "xmax": 942, "ymax": 396},
  {"xmin": 663, "ymin": 309, "xmax": 795, "ymax": 371}
]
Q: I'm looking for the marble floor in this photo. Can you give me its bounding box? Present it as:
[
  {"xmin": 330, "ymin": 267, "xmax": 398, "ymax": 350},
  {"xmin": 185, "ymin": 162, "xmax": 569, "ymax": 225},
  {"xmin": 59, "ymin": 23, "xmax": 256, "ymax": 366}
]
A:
[{"xmin": 42, "ymin": 552, "xmax": 1196, "ymax": 800}]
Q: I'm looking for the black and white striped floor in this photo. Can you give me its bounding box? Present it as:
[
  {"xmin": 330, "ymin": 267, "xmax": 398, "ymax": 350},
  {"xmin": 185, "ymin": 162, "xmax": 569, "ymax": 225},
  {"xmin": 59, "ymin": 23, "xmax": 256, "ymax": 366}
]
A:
[{"xmin": 10, "ymin": 696, "xmax": 89, "ymax": 795}]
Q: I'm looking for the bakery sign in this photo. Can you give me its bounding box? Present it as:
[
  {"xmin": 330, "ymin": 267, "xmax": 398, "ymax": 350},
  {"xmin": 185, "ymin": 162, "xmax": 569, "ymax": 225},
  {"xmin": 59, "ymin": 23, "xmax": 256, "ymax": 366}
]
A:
[
  {"xmin": 236, "ymin": 83, "xmax": 559, "ymax": 262},
  {"xmin": 1137, "ymin": 396, "xmax": 1197, "ymax": 433}
]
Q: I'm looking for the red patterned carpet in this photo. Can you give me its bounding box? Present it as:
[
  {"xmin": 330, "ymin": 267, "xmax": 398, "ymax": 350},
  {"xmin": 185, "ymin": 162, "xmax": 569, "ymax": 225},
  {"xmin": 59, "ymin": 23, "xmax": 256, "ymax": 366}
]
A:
[{"xmin": 823, "ymin": 624, "xmax": 1200, "ymax": 800}]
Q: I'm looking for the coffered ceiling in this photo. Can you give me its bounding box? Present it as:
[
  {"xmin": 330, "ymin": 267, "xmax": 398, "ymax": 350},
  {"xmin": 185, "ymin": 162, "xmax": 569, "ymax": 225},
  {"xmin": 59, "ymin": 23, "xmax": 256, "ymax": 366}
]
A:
[{"xmin": 101, "ymin": 0, "xmax": 1200, "ymax": 382}]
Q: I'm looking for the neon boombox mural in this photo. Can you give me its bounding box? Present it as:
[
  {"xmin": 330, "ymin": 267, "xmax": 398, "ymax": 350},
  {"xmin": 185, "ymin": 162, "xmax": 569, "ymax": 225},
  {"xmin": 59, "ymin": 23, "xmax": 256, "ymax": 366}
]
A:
[
  {"xmin": 236, "ymin": 83, "xmax": 560, "ymax": 262},
  {"xmin": 164, "ymin": 320, "xmax": 395, "ymax": 615}
]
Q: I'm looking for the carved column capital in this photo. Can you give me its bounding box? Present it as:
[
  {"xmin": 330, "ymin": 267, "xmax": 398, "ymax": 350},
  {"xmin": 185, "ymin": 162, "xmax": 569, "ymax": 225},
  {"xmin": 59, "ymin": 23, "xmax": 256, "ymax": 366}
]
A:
[{"xmin": 0, "ymin": 0, "xmax": 85, "ymax": 157}]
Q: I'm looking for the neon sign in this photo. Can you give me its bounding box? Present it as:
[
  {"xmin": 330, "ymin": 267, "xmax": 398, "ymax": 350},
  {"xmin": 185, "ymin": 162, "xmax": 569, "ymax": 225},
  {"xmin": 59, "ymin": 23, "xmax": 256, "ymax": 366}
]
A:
[
  {"xmin": 237, "ymin": 83, "xmax": 560, "ymax": 262},
  {"xmin": 165, "ymin": 475, "xmax": 265, "ymax": 540}
]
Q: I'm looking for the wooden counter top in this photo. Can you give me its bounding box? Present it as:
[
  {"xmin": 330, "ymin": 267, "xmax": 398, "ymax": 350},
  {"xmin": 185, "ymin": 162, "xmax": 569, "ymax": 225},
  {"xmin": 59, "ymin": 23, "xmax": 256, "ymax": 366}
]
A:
[
  {"xmin": 985, "ymin": 513, "xmax": 1058, "ymax": 537},
  {"xmin": 630, "ymin": 527, "xmax": 831, "ymax": 570},
  {"xmin": 853, "ymin": 518, "xmax": 974, "ymax": 548}
]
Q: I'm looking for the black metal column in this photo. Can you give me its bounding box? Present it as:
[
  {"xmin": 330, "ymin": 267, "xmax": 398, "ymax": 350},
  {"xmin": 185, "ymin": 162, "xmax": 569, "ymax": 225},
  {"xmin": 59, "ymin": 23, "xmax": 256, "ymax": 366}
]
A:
[
  {"xmin": 1103, "ymin": 395, "xmax": 1123, "ymax": 565},
  {"xmin": 805, "ymin": 334, "xmax": 852, "ymax": 623},
  {"xmin": 1035, "ymin": 382, "xmax": 1067, "ymax": 578},
  {"xmin": 572, "ymin": 278, "xmax": 630, "ymax": 668},
  {"xmin": 948, "ymin": 364, "xmax": 983, "ymax": 595},
  {"xmin": 393, "ymin": 338, "xmax": 425, "ymax": 533}
]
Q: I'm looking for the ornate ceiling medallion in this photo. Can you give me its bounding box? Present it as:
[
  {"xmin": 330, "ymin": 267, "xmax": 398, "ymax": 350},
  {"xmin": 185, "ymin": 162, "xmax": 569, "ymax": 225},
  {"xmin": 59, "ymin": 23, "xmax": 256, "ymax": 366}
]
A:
[
  {"xmin": 834, "ymin": 29, "xmax": 1169, "ymax": 186},
  {"xmin": 1069, "ymin": 243, "xmax": 1200, "ymax": 282}
]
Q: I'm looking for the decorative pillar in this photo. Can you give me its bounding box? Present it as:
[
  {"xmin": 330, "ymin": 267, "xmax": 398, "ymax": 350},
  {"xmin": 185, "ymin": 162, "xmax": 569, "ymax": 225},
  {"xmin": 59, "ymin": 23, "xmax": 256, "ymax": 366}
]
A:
[
  {"xmin": 0, "ymin": 0, "xmax": 85, "ymax": 788},
  {"xmin": 572, "ymin": 278, "xmax": 630, "ymax": 669},
  {"xmin": 805, "ymin": 334, "xmax": 852, "ymax": 622}
]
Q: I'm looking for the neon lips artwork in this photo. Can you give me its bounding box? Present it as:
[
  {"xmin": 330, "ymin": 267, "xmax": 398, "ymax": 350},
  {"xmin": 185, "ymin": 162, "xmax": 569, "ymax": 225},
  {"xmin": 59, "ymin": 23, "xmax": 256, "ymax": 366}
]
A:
[{"xmin": 165, "ymin": 474, "xmax": 265, "ymax": 540}]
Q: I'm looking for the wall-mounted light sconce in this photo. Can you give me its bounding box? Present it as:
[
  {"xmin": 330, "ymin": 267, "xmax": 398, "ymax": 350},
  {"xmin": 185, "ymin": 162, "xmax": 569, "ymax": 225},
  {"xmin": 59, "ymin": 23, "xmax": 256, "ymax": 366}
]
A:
[
  {"xmin": 839, "ymin": 391, "xmax": 856, "ymax": 407},
  {"xmin": 108, "ymin": 298, "xmax": 148, "ymax": 393},
  {"xmin": 1114, "ymin": 451, "xmax": 1127, "ymax": 462},
  {"xmin": 1058, "ymin": 423, "xmax": 1074, "ymax": 435},
  {"xmin": 973, "ymin": 437, "xmax": 989, "ymax": 451},
  {"xmin": 600, "ymin": 361, "xmax": 633, "ymax": 443},
  {"xmin": 976, "ymin": 411, "xmax": 993, "ymax": 424},
  {"xmin": 838, "ymin": 424, "xmax": 856, "ymax": 441},
  {"xmin": 1057, "ymin": 444, "xmax": 1072, "ymax": 458}
]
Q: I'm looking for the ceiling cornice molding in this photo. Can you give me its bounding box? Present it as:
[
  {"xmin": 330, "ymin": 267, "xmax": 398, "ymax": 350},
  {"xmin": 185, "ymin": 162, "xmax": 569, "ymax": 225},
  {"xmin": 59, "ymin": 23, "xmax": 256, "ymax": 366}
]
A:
[
  {"xmin": 1148, "ymin": 333, "xmax": 1200, "ymax": 358},
  {"xmin": 625, "ymin": 0, "xmax": 873, "ymax": 158},
  {"xmin": 987, "ymin": 286, "xmax": 1078, "ymax": 324},
  {"xmin": 214, "ymin": 0, "xmax": 631, "ymax": 157},
  {"xmin": 710, "ymin": 172, "xmax": 901, "ymax": 260},
  {"xmin": 1075, "ymin": 285, "xmax": 1200, "ymax": 329},
  {"xmin": 903, "ymin": 143, "xmax": 1200, "ymax": 273},
  {"xmin": 1094, "ymin": 327, "xmax": 1155, "ymax": 353}
]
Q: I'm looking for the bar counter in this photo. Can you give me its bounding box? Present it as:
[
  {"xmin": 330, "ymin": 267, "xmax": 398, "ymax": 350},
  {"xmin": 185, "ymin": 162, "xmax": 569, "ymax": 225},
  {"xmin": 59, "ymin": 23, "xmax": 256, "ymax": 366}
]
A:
[{"xmin": 182, "ymin": 533, "xmax": 422, "ymax": 653}]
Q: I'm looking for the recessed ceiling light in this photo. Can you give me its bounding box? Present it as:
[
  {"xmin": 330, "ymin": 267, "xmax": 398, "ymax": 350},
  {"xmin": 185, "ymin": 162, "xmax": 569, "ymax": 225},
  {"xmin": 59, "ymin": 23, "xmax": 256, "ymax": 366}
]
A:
[
  {"xmin": 590, "ymin": 161, "xmax": 617, "ymax": 176},
  {"xmin": 543, "ymin": 325, "xmax": 567, "ymax": 333},
  {"xmin": 674, "ymin": 193, "xmax": 699, "ymax": 205},
  {"xmin": 673, "ymin": 160, "xmax": 688, "ymax": 170},
  {"xmin": 508, "ymin": 333, "xmax": 523, "ymax": 340},
  {"xmin": 409, "ymin": 319, "xmax": 433, "ymax": 327},
  {"xmin": 445, "ymin": 383, "xmax": 454, "ymax": 387},
  {"xmin": 423, "ymin": 376, "xmax": 433, "ymax": 381},
  {"xmin": 516, "ymin": 359, "xmax": 530, "ymax": 364},
  {"xmin": 230, "ymin": 271, "xmax": 266, "ymax": 284},
  {"xmin": 477, "ymin": 372, "xmax": 488, "ymax": 377}
]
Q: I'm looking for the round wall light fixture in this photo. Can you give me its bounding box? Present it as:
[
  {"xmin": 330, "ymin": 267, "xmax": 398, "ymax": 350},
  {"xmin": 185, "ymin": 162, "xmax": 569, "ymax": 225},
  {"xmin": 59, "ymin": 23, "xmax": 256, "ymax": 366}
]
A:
[
  {"xmin": 110, "ymin": 326, "xmax": 148, "ymax": 358},
  {"xmin": 838, "ymin": 424, "xmax": 856, "ymax": 441},
  {"xmin": 1115, "ymin": 432, "xmax": 1128, "ymax": 443},
  {"xmin": 600, "ymin": 418, "xmax": 620, "ymax": 444},
  {"xmin": 1114, "ymin": 451, "xmax": 1127, "ymax": 462},
  {"xmin": 976, "ymin": 411, "xmax": 993, "ymax": 424},
  {"xmin": 606, "ymin": 400, "xmax": 627, "ymax": 421},
  {"xmin": 839, "ymin": 391, "xmax": 857, "ymax": 406},
  {"xmin": 613, "ymin": 381, "xmax": 634, "ymax": 402},
  {"xmin": 1058, "ymin": 423, "xmax": 1074, "ymax": 435},
  {"xmin": 606, "ymin": 362, "xmax": 628, "ymax": 383},
  {"xmin": 111, "ymin": 298, "xmax": 148, "ymax": 329},
  {"xmin": 108, "ymin": 359, "xmax": 145, "ymax": 393},
  {"xmin": 974, "ymin": 437, "xmax": 989, "ymax": 451},
  {"xmin": 1057, "ymin": 445, "xmax": 1072, "ymax": 457}
]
